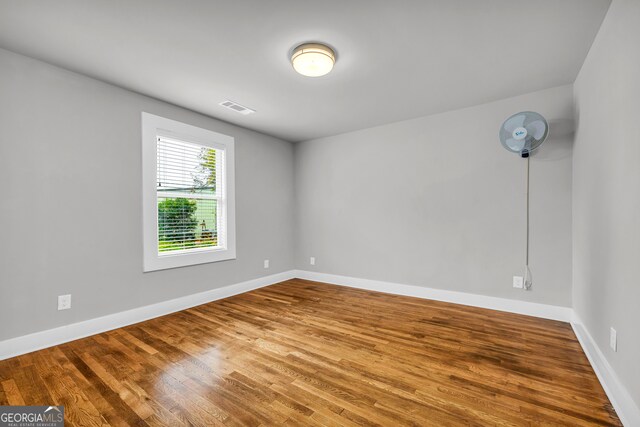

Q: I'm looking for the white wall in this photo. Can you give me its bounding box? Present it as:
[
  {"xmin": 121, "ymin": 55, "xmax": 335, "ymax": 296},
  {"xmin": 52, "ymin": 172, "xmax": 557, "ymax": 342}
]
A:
[
  {"xmin": 295, "ymin": 85, "xmax": 574, "ymax": 307},
  {"xmin": 0, "ymin": 47, "xmax": 574, "ymax": 344},
  {"xmin": 0, "ymin": 49, "xmax": 295, "ymax": 340},
  {"xmin": 573, "ymin": 0, "xmax": 640, "ymax": 410}
]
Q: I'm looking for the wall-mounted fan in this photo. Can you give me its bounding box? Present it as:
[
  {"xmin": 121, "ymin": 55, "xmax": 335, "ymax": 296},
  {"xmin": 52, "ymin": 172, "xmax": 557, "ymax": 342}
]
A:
[{"xmin": 499, "ymin": 111, "xmax": 549, "ymax": 290}]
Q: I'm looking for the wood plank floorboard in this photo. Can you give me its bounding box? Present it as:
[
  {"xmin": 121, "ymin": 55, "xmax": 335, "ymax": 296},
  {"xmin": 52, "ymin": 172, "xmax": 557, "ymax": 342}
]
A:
[{"xmin": 0, "ymin": 279, "xmax": 621, "ymax": 426}]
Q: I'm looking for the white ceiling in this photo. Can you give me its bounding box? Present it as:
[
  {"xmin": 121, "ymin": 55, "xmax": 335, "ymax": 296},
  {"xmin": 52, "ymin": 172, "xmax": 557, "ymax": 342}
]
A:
[{"xmin": 0, "ymin": 0, "xmax": 610, "ymax": 142}]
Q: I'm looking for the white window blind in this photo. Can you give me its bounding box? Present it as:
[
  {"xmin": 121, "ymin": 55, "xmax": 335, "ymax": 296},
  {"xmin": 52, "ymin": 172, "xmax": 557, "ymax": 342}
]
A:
[{"xmin": 156, "ymin": 136, "xmax": 226, "ymax": 255}]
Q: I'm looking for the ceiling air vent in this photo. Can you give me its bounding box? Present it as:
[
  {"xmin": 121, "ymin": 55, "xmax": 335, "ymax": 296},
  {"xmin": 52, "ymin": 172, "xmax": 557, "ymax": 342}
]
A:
[{"xmin": 219, "ymin": 100, "xmax": 256, "ymax": 115}]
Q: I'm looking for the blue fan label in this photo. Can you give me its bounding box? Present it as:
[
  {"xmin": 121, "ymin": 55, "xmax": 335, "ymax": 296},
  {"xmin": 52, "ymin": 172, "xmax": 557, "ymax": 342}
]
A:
[{"xmin": 512, "ymin": 127, "xmax": 528, "ymax": 140}]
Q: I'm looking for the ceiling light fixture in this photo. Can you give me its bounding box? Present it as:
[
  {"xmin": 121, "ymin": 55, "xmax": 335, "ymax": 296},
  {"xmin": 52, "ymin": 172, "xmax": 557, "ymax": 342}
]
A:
[{"xmin": 291, "ymin": 43, "xmax": 335, "ymax": 77}]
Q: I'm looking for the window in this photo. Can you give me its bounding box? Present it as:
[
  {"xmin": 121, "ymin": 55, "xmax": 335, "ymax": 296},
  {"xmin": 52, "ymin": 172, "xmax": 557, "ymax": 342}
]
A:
[{"xmin": 142, "ymin": 113, "xmax": 235, "ymax": 271}]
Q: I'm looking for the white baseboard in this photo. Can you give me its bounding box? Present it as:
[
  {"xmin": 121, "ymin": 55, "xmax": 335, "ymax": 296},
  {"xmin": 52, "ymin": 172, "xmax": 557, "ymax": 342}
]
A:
[
  {"xmin": 0, "ymin": 270, "xmax": 297, "ymax": 361},
  {"xmin": 571, "ymin": 314, "xmax": 640, "ymax": 427},
  {"xmin": 2, "ymin": 268, "xmax": 636, "ymax": 426},
  {"xmin": 293, "ymin": 270, "xmax": 572, "ymax": 322}
]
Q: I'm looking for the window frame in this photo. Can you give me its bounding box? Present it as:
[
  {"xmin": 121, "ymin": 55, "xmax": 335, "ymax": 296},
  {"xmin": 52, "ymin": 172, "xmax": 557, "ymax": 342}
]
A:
[{"xmin": 142, "ymin": 112, "xmax": 236, "ymax": 272}]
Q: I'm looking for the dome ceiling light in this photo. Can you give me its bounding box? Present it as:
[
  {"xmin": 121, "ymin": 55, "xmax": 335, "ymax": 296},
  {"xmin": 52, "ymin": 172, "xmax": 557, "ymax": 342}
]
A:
[{"xmin": 290, "ymin": 43, "xmax": 335, "ymax": 77}]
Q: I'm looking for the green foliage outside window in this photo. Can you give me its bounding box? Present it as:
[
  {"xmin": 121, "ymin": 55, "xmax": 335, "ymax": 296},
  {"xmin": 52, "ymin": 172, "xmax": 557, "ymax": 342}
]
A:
[{"xmin": 158, "ymin": 198, "xmax": 198, "ymax": 251}]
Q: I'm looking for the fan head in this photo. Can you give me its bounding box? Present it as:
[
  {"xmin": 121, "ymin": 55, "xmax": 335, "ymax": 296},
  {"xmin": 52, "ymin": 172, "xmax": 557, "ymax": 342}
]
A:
[{"xmin": 499, "ymin": 111, "xmax": 549, "ymax": 158}]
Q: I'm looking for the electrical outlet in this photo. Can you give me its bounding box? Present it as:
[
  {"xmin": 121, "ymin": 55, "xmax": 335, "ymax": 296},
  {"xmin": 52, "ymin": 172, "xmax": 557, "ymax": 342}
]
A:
[
  {"xmin": 263, "ymin": 259, "xmax": 269, "ymax": 269},
  {"xmin": 610, "ymin": 327, "xmax": 617, "ymax": 352},
  {"xmin": 58, "ymin": 294, "xmax": 71, "ymax": 310},
  {"xmin": 310, "ymin": 257, "xmax": 315, "ymax": 266},
  {"xmin": 513, "ymin": 276, "xmax": 524, "ymax": 289}
]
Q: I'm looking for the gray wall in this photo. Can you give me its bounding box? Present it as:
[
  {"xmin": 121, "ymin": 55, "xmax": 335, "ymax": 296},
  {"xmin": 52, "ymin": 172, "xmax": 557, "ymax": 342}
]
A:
[
  {"xmin": 0, "ymin": 49, "xmax": 295, "ymax": 340},
  {"xmin": 573, "ymin": 0, "xmax": 640, "ymax": 408},
  {"xmin": 295, "ymin": 85, "xmax": 574, "ymax": 306}
]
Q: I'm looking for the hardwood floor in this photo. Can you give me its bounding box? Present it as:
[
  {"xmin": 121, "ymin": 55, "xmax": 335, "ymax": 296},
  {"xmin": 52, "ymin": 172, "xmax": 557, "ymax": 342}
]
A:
[{"xmin": 0, "ymin": 279, "xmax": 620, "ymax": 426}]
